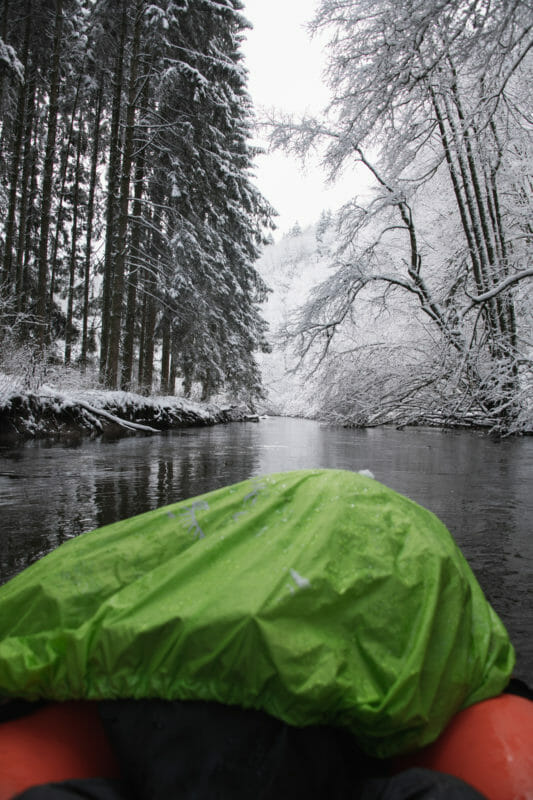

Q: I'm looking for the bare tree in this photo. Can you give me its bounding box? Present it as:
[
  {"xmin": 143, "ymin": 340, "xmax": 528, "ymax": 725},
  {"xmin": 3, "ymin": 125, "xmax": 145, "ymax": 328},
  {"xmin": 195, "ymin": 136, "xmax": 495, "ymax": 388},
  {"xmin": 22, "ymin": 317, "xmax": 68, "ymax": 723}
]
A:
[{"xmin": 268, "ymin": 0, "xmax": 532, "ymax": 431}]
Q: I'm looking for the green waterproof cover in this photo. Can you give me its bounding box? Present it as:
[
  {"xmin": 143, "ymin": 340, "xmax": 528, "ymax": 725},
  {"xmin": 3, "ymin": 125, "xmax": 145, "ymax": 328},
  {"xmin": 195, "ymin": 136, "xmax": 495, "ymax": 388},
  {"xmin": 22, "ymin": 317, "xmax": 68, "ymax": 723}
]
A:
[{"xmin": 0, "ymin": 469, "xmax": 514, "ymax": 757}]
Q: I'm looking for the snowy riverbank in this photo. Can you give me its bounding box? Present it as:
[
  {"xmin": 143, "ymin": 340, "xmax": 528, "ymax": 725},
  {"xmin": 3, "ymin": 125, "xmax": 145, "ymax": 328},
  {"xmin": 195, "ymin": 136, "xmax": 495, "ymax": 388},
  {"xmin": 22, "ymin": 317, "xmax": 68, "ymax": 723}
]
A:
[{"xmin": 0, "ymin": 383, "xmax": 252, "ymax": 442}]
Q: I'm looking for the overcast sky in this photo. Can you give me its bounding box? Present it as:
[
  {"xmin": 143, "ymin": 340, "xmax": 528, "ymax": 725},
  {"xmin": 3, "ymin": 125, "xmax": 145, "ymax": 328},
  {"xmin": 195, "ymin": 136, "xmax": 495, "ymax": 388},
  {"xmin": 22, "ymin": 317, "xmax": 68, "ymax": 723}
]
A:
[{"xmin": 241, "ymin": 0, "xmax": 355, "ymax": 239}]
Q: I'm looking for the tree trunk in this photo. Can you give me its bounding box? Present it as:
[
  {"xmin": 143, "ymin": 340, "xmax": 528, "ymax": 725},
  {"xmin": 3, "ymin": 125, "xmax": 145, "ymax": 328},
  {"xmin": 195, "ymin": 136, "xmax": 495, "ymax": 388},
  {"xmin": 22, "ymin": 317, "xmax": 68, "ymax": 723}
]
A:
[
  {"xmin": 100, "ymin": 0, "xmax": 127, "ymax": 383},
  {"xmin": 137, "ymin": 290, "xmax": 146, "ymax": 389},
  {"xmin": 447, "ymin": 80, "xmax": 513, "ymax": 352},
  {"xmin": 429, "ymin": 85, "xmax": 486, "ymax": 299},
  {"xmin": 2, "ymin": 0, "xmax": 31, "ymax": 287},
  {"xmin": 15, "ymin": 66, "xmax": 35, "ymax": 314},
  {"xmin": 64, "ymin": 124, "xmax": 82, "ymax": 365},
  {"xmin": 21, "ymin": 122, "xmax": 39, "ymax": 314},
  {"xmin": 140, "ymin": 261, "xmax": 157, "ymax": 395},
  {"xmin": 49, "ymin": 71, "xmax": 84, "ymax": 312},
  {"xmin": 160, "ymin": 309, "xmax": 170, "ymax": 394},
  {"xmin": 120, "ymin": 89, "xmax": 147, "ymax": 390},
  {"xmin": 80, "ymin": 81, "xmax": 103, "ymax": 370},
  {"xmin": 35, "ymin": 0, "xmax": 63, "ymax": 349},
  {"xmin": 169, "ymin": 350, "xmax": 177, "ymax": 396},
  {"xmin": 139, "ymin": 205, "xmax": 159, "ymax": 396},
  {"xmin": 448, "ymin": 71, "xmax": 517, "ymax": 365},
  {"xmin": 0, "ymin": 0, "xmax": 11, "ymax": 142},
  {"xmin": 106, "ymin": 0, "xmax": 144, "ymax": 389}
]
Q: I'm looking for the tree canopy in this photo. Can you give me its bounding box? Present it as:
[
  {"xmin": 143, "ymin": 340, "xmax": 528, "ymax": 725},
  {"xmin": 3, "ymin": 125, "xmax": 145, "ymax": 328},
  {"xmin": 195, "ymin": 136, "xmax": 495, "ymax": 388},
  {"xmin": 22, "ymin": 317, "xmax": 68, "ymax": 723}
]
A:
[{"xmin": 269, "ymin": 0, "xmax": 532, "ymax": 433}]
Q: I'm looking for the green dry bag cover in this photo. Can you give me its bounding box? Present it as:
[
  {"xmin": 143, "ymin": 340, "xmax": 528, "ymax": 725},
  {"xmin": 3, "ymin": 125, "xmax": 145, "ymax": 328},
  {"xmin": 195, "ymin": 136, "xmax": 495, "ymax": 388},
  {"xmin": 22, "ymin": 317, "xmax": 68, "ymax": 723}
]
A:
[{"xmin": 0, "ymin": 469, "xmax": 514, "ymax": 757}]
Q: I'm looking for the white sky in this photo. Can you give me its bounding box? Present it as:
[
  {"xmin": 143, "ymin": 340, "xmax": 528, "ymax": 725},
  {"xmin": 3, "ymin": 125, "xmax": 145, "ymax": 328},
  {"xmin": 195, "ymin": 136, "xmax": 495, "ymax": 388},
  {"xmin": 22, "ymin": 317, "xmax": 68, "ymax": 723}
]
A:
[{"xmin": 241, "ymin": 0, "xmax": 355, "ymax": 239}]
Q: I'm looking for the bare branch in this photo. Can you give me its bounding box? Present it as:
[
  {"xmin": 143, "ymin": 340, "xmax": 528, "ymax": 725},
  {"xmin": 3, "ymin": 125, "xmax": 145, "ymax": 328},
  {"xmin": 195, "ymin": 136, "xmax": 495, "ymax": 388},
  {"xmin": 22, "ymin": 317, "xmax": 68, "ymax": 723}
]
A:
[{"xmin": 463, "ymin": 268, "xmax": 533, "ymax": 313}]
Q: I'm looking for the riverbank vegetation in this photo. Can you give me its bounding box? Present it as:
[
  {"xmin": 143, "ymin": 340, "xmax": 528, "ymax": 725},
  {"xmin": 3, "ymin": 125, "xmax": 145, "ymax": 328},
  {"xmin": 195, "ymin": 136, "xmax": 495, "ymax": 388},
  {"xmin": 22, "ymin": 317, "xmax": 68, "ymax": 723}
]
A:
[
  {"xmin": 0, "ymin": 0, "xmax": 273, "ymax": 404},
  {"xmin": 265, "ymin": 0, "xmax": 532, "ymax": 436},
  {"xmin": 0, "ymin": 370, "xmax": 249, "ymax": 440}
]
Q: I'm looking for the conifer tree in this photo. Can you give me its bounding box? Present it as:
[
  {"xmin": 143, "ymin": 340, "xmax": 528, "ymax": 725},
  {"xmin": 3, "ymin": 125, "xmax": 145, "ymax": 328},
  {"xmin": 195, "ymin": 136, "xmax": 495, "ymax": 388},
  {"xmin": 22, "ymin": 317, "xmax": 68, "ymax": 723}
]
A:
[{"xmin": 0, "ymin": 0, "xmax": 273, "ymax": 402}]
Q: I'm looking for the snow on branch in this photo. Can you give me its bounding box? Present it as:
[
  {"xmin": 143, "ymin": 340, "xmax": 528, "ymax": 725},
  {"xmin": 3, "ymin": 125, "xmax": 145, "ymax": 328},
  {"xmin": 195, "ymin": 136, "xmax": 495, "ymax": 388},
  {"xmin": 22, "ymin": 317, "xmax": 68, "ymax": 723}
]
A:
[
  {"xmin": 463, "ymin": 269, "xmax": 533, "ymax": 314},
  {"xmin": 0, "ymin": 37, "xmax": 24, "ymax": 82}
]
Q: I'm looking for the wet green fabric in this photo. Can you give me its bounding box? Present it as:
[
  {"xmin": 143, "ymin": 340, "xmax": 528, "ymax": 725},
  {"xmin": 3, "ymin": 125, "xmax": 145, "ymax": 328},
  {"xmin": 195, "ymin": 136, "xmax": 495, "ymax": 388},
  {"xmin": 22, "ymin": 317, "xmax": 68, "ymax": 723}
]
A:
[{"xmin": 0, "ymin": 469, "xmax": 514, "ymax": 757}]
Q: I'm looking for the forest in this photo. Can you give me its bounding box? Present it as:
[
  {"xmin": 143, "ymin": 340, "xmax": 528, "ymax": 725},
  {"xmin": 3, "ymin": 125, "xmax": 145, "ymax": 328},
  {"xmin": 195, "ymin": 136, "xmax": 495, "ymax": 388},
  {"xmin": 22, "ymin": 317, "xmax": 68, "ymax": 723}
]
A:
[
  {"xmin": 0, "ymin": 0, "xmax": 531, "ymax": 435},
  {"xmin": 0, "ymin": 0, "xmax": 273, "ymax": 402},
  {"xmin": 267, "ymin": 0, "xmax": 532, "ymax": 435}
]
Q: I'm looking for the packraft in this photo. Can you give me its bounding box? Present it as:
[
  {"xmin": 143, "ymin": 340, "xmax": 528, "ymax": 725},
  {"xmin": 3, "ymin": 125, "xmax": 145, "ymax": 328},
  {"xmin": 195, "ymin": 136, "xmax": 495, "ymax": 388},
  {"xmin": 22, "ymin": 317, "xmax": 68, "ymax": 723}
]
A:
[
  {"xmin": 0, "ymin": 469, "xmax": 515, "ymax": 760},
  {"xmin": 1, "ymin": 691, "xmax": 532, "ymax": 799}
]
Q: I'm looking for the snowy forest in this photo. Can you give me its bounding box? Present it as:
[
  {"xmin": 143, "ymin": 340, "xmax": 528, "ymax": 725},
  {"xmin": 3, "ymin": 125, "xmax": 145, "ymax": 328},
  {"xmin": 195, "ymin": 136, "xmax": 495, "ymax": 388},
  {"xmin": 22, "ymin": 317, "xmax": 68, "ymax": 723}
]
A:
[
  {"xmin": 266, "ymin": 0, "xmax": 532, "ymax": 435},
  {"xmin": 0, "ymin": 0, "xmax": 532, "ymax": 435},
  {"xmin": 0, "ymin": 0, "xmax": 273, "ymax": 403}
]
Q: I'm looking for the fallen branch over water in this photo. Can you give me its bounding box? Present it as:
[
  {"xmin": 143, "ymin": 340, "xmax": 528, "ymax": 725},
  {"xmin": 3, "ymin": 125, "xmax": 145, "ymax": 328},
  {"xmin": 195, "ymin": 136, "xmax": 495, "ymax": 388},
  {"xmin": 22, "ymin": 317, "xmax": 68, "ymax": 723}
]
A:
[{"xmin": 77, "ymin": 400, "xmax": 160, "ymax": 434}]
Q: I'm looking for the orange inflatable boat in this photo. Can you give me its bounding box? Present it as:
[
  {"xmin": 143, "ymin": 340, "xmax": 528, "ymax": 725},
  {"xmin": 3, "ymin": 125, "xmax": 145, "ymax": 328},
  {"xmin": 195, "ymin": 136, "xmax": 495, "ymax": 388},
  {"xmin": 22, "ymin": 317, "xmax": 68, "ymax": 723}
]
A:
[
  {"xmin": 394, "ymin": 693, "xmax": 533, "ymax": 800},
  {"xmin": 0, "ymin": 702, "xmax": 120, "ymax": 800},
  {"xmin": 0, "ymin": 693, "xmax": 532, "ymax": 799}
]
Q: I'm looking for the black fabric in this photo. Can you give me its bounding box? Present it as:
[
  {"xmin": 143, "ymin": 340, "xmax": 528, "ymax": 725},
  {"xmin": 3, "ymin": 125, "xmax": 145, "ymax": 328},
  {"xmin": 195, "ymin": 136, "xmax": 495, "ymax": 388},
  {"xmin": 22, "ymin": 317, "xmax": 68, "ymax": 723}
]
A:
[
  {"xmin": 98, "ymin": 699, "xmax": 488, "ymax": 800},
  {"xmin": 99, "ymin": 698, "xmax": 382, "ymax": 800},
  {"xmin": 505, "ymin": 676, "xmax": 533, "ymax": 701},
  {"xmin": 359, "ymin": 768, "xmax": 487, "ymax": 799},
  {"xmin": 14, "ymin": 778, "xmax": 129, "ymax": 800},
  {"xmin": 12, "ymin": 771, "xmax": 487, "ymax": 800},
  {"xmin": 0, "ymin": 698, "xmax": 47, "ymax": 723}
]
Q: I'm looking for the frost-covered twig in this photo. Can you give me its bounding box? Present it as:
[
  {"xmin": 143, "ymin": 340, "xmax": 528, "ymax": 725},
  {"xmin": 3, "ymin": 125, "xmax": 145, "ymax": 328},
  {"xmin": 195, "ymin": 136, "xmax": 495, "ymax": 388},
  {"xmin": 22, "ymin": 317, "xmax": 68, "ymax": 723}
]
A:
[{"xmin": 462, "ymin": 269, "xmax": 533, "ymax": 314}]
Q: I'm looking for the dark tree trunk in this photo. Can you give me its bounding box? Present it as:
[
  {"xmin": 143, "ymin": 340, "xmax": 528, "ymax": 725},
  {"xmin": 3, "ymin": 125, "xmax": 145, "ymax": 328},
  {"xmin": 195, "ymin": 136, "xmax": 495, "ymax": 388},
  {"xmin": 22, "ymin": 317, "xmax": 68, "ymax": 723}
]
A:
[
  {"xmin": 49, "ymin": 72, "xmax": 83, "ymax": 312},
  {"xmin": 0, "ymin": 0, "xmax": 12, "ymax": 144},
  {"xmin": 140, "ymin": 261, "xmax": 157, "ymax": 395},
  {"xmin": 15, "ymin": 66, "xmax": 36, "ymax": 314},
  {"xmin": 2, "ymin": 1, "xmax": 31, "ymax": 288},
  {"xmin": 18, "ymin": 122, "xmax": 39, "ymax": 326},
  {"xmin": 80, "ymin": 81, "xmax": 103, "ymax": 370},
  {"xmin": 160, "ymin": 309, "xmax": 170, "ymax": 394},
  {"xmin": 139, "ymin": 207, "xmax": 159, "ymax": 395},
  {"xmin": 137, "ymin": 290, "xmax": 146, "ymax": 389},
  {"xmin": 100, "ymin": 0, "xmax": 127, "ymax": 384},
  {"xmin": 106, "ymin": 0, "xmax": 143, "ymax": 388},
  {"xmin": 35, "ymin": 0, "xmax": 63, "ymax": 349},
  {"xmin": 169, "ymin": 350, "xmax": 177, "ymax": 396},
  {"xmin": 64, "ymin": 124, "xmax": 82, "ymax": 365},
  {"xmin": 121, "ymin": 88, "xmax": 147, "ymax": 390}
]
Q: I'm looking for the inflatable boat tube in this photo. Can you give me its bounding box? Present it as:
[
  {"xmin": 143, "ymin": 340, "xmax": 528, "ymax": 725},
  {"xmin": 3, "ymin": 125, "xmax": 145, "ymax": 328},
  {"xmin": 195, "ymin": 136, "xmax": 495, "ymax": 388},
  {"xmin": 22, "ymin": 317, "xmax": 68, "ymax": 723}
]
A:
[
  {"xmin": 0, "ymin": 702, "xmax": 120, "ymax": 800},
  {"xmin": 394, "ymin": 693, "xmax": 533, "ymax": 800}
]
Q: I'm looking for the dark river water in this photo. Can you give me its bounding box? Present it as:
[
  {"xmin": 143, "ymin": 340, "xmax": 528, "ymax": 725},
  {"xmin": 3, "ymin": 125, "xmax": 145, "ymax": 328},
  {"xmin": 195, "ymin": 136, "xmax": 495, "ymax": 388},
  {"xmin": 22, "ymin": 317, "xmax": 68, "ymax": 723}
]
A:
[{"xmin": 1, "ymin": 417, "xmax": 531, "ymax": 682}]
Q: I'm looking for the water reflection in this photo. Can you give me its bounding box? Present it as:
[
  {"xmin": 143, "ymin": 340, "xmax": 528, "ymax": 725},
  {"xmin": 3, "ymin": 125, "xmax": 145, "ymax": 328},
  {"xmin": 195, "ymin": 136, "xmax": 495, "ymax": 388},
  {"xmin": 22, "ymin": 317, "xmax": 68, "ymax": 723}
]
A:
[{"xmin": 1, "ymin": 418, "xmax": 531, "ymax": 681}]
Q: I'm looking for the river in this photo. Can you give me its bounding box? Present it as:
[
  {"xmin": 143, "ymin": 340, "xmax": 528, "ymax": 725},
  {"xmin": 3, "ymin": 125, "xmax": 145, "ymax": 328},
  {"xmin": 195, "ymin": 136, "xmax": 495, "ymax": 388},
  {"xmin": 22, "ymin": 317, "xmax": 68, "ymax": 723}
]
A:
[{"xmin": 0, "ymin": 417, "xmax": 531, "ymax": 681}]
